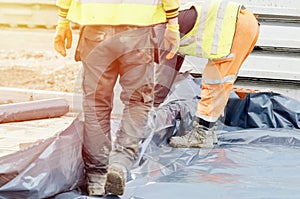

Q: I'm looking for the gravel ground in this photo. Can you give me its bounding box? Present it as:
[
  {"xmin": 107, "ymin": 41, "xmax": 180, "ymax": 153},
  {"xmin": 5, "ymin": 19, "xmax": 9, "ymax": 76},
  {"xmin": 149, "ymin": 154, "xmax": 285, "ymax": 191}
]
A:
[
  {"xmin": 0, "ymin": 50, "xmax": 80, "ymax": 92},
  {"xmin": 0, "ymin": 49, "xmax": 82, "ymax": 92},
  {"xmin": 0, "ymin": 27, "xmax": 82, "ymax": 92}
]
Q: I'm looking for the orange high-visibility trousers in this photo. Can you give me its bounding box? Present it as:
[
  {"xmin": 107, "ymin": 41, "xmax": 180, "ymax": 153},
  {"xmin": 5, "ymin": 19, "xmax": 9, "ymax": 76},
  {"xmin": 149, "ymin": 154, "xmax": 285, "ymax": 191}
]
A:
[{"xmin": 196, "ymin": 8, "xmax": 260, "ymax": 122}]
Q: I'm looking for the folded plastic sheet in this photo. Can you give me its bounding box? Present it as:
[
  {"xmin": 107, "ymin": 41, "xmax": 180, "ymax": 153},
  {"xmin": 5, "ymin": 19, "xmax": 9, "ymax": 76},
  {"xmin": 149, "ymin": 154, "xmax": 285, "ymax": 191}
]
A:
[
  {"xmin": 0, "ymin": 117, "xmax": 84, "ymax": 199},
  {"xmin": 2, "ymin": 74, "xmax": 300, "ymax": 199},
  {"xmin": 224, "ymin": 91, "xmax": 300, "ymax": 128}
]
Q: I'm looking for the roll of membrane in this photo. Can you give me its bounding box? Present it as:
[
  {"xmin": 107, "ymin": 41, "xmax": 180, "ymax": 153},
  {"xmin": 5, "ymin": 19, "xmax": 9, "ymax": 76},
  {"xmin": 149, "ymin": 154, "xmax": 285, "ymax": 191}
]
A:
[{"xmin": 0, "ymin": 98, "xmax": 69, "ymax": 123}]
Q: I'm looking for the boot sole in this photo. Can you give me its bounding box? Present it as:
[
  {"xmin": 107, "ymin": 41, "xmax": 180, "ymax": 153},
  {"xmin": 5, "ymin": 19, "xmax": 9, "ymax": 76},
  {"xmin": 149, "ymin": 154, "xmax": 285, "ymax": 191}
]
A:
[
  {"xmin": 169, "ymin": 140, "xmax": 214, "ymax": 148},
  {"xmin": 105, "ymin": 171, "xmax": 125, "ymax": 195}
]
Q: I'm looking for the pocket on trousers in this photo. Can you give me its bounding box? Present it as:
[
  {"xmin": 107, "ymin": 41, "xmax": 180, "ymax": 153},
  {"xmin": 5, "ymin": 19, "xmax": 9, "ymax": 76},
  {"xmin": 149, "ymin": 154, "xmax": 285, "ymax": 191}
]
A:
[
  {"xmin": 79, "ymin": 26, "xmax": 107, "ymax": 61},
  {"xmin": 84, "ymin": 27, "xmax": 106, "ymax": 42}
]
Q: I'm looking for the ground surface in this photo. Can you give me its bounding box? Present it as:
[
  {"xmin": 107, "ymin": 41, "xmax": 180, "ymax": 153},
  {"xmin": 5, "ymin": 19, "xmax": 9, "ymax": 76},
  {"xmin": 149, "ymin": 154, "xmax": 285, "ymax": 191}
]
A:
[
  {"xmin": 0, "ymin": 49, "xmax": 81, "ymax": 92},
  {"xmin": 0, "ymin": 27, "xmax": 81, "ymax": 92}
]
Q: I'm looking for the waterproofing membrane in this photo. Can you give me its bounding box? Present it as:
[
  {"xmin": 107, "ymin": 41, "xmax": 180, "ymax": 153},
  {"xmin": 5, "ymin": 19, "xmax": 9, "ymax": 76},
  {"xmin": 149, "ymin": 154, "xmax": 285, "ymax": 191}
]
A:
[
  {"xmin": 1, "ymin": 74, "xmax": 300, "ymax": 199},
  {"xmin": 0, "ymin": 118, "xmax": 84, "ymax": 199}
]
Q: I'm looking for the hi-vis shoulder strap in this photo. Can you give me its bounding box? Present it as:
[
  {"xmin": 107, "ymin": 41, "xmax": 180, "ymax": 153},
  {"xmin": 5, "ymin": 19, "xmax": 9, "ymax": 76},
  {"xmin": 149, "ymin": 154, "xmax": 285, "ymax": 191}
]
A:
[{"xmin": 179, "ymin": 0, "xmax": 241, "ymax": 59}]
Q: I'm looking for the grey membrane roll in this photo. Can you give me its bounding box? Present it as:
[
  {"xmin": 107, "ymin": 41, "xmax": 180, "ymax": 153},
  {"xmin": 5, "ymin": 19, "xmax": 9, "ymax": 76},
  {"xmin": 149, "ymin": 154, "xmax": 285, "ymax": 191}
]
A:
[{"xmin": 0, "ymin": 98, "xmax": 69, "ymax": 123}]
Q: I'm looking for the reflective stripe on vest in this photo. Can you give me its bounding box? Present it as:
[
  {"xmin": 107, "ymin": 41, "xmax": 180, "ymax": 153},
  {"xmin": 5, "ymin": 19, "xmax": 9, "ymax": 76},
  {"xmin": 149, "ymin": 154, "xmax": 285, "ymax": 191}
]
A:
[
  {"xmin": 179, "ymin": 1, "xmax": 240, "ymax": 59},
  {"xmin": 66, "ymin": 0, "xmax": 166, "ymax": 25},
  {"xmin": 211, "ymin": 0, "xmax": 229, "ymax": 54}
]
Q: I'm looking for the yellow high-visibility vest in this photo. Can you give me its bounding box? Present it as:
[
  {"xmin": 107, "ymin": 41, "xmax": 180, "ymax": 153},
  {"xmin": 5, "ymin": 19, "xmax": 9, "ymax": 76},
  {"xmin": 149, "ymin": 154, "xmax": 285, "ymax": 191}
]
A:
[
  {"xmin": 179, "ymin": 0, "xmax": 241, "ymax": 60},
  {"xmin": 57, "ymin": 0, "xmax": 172, "ymax": 26}
]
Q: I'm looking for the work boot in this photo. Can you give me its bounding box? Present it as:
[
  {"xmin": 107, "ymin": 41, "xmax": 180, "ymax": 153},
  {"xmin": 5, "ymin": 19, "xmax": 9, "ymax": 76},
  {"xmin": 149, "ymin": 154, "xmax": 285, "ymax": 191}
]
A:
[
  {"xmin": 87, "ymin": 174, "xmax": 106, "ymax": 196},
  {"xmin": 169, "ymin": 121, "xmax": 218, "ymax": 148},
  {"xmin": 105, "ymin": 164, "xmax": 127, "ymax": 195}
]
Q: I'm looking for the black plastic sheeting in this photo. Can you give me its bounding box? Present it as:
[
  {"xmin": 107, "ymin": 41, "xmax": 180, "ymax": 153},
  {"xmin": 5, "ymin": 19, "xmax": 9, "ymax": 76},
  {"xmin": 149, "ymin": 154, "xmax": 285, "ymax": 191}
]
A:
[
  {"xmin": 224, "ymin": 91, "xmax": 300, "ymax": 129},
  {"xmin": 0, "ymin": 118, "xmax": 84, "ymax": 199},
  {"xmin": 1, "ymin": 74, "xmax": 300, "ymax": 199}
]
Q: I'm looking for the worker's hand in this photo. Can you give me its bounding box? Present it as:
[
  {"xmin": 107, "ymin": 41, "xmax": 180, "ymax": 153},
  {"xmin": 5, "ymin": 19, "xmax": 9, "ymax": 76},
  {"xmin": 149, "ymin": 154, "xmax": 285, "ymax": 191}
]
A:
[
  {"xmin": 164, "ymin": 24, "xmax": 180, "ymax": 60},
  {"xmin": 54, "ymin": 19, "xmax": 72, "ymax": 57}
]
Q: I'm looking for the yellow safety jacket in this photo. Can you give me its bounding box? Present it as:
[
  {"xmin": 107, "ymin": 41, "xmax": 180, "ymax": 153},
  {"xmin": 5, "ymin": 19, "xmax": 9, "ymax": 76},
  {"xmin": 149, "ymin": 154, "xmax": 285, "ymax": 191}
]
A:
[
  {"xmin": 56, "ymin": 0, "xmax": 180, "ymax": 26},
  {"xmin": 179, "ymin": 1, "xmax": 241, "ymax": 60}
]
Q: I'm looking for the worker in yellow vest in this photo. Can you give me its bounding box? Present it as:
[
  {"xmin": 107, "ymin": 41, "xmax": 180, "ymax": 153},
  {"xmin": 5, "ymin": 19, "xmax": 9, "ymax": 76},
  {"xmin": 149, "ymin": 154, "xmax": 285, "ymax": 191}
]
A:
[
  {"xmin": 169, "ymin": 1, "xmax": 260, "ymax": 148},
  {"xmin": 54, "ymin": 0, "xmax": 180, "ymax": 196}
]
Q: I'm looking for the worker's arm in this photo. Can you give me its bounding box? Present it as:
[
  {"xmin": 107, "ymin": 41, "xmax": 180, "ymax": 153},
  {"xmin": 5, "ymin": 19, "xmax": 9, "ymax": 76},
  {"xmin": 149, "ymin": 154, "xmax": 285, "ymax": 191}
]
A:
[
  {"xmin": 162, "ymin": 0, "xmax": 180, "ymax": 20},
  {"xmin": 54, "ymin": 0, "xmax": 73, "ymax": 57},
  {"xmin": 56, "ymin": 0, "xmax": 72, "ymax": 10},
  {"xmin": 162, "ymin": 0, "xmax": 180, "ymax": 59}
]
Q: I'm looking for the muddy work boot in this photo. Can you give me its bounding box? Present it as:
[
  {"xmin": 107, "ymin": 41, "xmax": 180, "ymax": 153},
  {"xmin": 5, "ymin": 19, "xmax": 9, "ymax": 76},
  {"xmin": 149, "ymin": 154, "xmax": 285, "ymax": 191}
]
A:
[
  {"xmin": 105, "ymin": 164, "xmax": 127, "ymax": 195},
  {"xmin": 87, "ymin": 174, "xmax": 106, "ymax": 196},
  {"xmin": 169, "ymin": 121, "xmax": 218, "ymax": 148}
]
